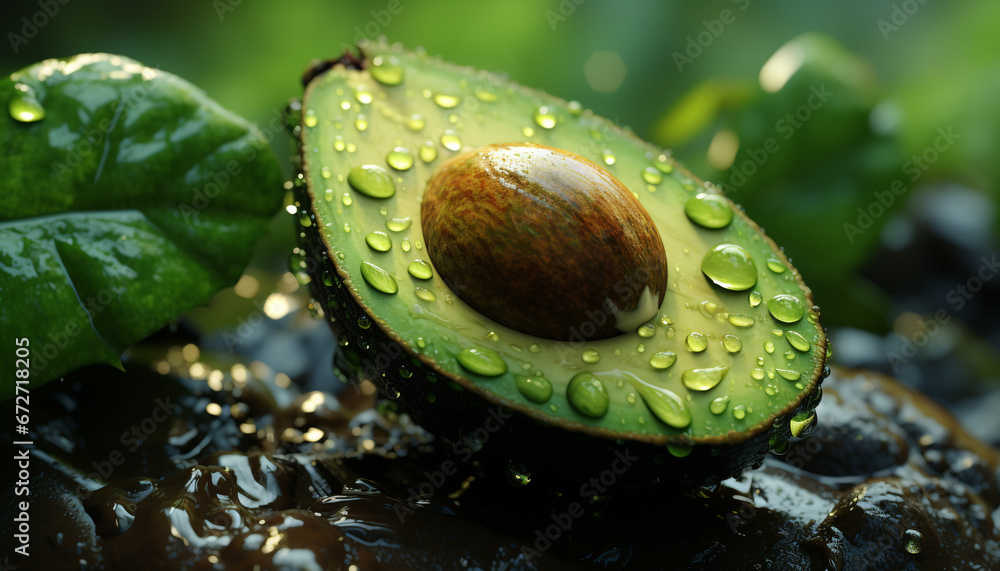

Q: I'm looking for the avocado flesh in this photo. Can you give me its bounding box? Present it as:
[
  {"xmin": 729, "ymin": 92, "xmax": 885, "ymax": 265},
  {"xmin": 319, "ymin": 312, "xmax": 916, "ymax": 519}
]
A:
[{"xmin": 297, "ymin": 41, "xmax": 826, "ymax": 447}]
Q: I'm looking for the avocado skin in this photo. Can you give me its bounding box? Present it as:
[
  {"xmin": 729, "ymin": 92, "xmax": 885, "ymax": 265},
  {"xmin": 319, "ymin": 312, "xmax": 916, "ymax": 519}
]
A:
[{"xmin": 294, "ymin": 179, "xmax": 823, "ymax": 489}]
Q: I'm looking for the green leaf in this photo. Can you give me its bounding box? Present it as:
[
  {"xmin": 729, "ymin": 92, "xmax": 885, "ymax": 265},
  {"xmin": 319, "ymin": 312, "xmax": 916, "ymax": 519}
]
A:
[{"xmin": 0, "ymin": 54, "xmax": 283, "ymax": 397}]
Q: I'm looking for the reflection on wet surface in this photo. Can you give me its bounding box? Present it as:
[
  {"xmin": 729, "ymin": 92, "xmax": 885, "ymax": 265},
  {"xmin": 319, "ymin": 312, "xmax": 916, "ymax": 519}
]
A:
[{"xmin": 3, "ymin": 357, "xmax": 998, "ymax": 569}]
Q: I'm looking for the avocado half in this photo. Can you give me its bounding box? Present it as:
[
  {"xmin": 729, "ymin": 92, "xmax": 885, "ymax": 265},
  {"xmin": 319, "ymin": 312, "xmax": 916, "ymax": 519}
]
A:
[{"xmin": 292, "ymin": 41, "xmax": 827, "ymax": 486}]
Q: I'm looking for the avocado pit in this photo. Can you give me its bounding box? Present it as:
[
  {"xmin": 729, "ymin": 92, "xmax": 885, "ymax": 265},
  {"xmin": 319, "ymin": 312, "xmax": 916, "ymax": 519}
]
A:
[{"xmin": 420, "ymin": 142, "xmax": 668, "ymax": 341}]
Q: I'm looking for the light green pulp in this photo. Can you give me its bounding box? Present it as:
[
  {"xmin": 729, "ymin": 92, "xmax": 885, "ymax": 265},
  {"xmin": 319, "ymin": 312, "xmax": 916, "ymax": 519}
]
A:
[{"xmin": 300, "ymin": 41, "xmax": 824, "ymax": 440}]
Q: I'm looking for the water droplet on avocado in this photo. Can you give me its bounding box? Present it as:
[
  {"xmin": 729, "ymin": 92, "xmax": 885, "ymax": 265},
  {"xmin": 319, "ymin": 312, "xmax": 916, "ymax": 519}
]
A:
[
  {"xmin": 582, "ymin": 349, "xmax": 600, "ymax": 364},
  {"xmin": 749, "ymin": 291, "xmax": 762, "ymax": 307},
  {"xmin": 333, "ymin": 136, "xmax": 346, "ymax": 151},
  {"xmin": 634, "ymin": 384, "xmax": 691, "ymax": 428},
  {"xmin": 386, "ymin": 147, "xmax": 414, "ymax": 170},
  {"xmin": 515, "ymin": 374, "xmax": 552, "ymax": 403},
  {"xmin": 419, "ymin": 141, "xmax": 438, "ymax": 163},
  {"xmin": 407, "ymin": 259, "xmax": 433, "ymax": 280},
  {"xmin": 529, "ymin": 344, "xmax": 540, "ymax": 353},
  {"xmin": 722, "ymin": 334, "xmax": 742, "ymax": 353},
  {"xmin": 903, "ymin": 529, "xmax": 923, "ymax": 554},
  {"xmin": 321, "ymin": 166, "xmax": 332, "ymax": 179},
  {"xmin": 649, "ymin": 351, "xmax": 677, "ymax": 370},
  {"xmin": 357, "ymin": 315, "xmax": 372, "ymax": 329},
  {"xmin": 440, "ymin": 130, "xmax": 462, "ymax": 151},
  {"xmin": 353, "ymin": 85, "xmax": 373, "ymax": 104},
  {"xmin": 457, "ymin": 347, "xmax": 507, "ymax": 376},
  {"xmin": 698, "ymin": 301, "xmax": 718, "ymax": 318},
  {"xmin": 342, "ymin": 193, "xmax": 353, "ymax": 206},
  {"xmin": 766, "ymin": 259, "xmax": 787, "ymax": 273},
  {"xmin": 637, "ymin": 323, "xmax": 656, "ymax": 337},
  {"xmin": 764, "ymin": 384, "xmax": 778, "ymax": 396},
  {"xmin": 433, "ymin": 93, "xmax": 460, "ymax": 108},
  {"xmin": 709, "ymin": 396, "xmax": 730, "ymax": 414},
  {"xmin": 769, "ymin": 436, "xmax": 790, "ymax": 455},
  {"xmin": 414, "ymin": 287, "xmax": 436, "ymax": 302},
  {"xmin": 370, "ymin": 55, "xmax": 404, "ymax": 85},
  {"xmin": 764, "ymin": 341, "xmax": 775, "ymax": 354},
  {"xmin": 9, "ymin": 83, "xmax": 44, "ymax": 123},
  {"xmin": 785, "ymin": 330, "xmax": 811, "ymax": 352},
  {"xmin": 567, "ymin": 373, "xmax": 609, "ymax": 418},
  {"xmin": 303, "ymin": 108, "xmax": 317, "ymax": 127},
  {"xmin": 776, "ymin": 368, "xmax": 801, "ymax": 381},
  {"xmin": 682, "ymin": 365, "xmax": 729, "ymax": 391},
  {"xmin": 733, "ymin": 404, "xmax": 747, "ymax": 419},
  {"xmin": 365, "ymin": 231, "xmax": 392, "ymax": 252},
  {"xmin": 667, "ymin": 442, "xmax": 693, "ymax": 458},
  {"xmin": 485, "ymin": 331, "xmax": 500, "ymax": 342},
  {"xmin": 728, "ymin": 313, "xmax": 755, "ymax": 328},
  {"xmin": 653, "ymin": 154, "xmax": 675, "ymax": 173},
  {"xmin": 684, "ymin": 194, "xmax": 733, "ymax": 229},
  {"xmin": 401, "ymin": 238, "xmax": 411, "ymax": 252},
  {"xmin": 533, "ymin": 106, "xmax": 556, "ymax": 129},
  {"xmin": 751, "ymin": 368, "xmax": 765, "ymax": 380},
  {"xmin": 385, "ymin": 217, "xmax": 412, "ymax": 232},
  {"xmin": 767, "ymin": 294, "xmax": 805, "ymax": 323},
  {"xmin": 507, "ymin": 463, "xmax": 532, "ymax": 487},
  {"xmin": 384, "ymin": 383, "xmax": 401, "ymax": 399},
  {"xmin": 522, "ymin": 126, "xmax": 535, "ymax": 137},
  {"xmin": 347, "ymin": 165, "xmax": 396, "ymax": 198},
  {"xmin": 474, "ymin": 87, "xmax": 498, "ymax": 102},
  {"xmin": 360, "ymin": 262, "xmax": 398, "ymax": 294},
  {"xmin": 354, "ymin": 114, "xmax": 369, "ymax": 131},
  {"xmin": 702, "ymin": 244, "xmax": 757, "ymax": 290},
  {"xmin": 601, "ymin": 149, "xmax": 616, "ymax": 165},
  {"xmin": 407, "ymin": 114, "xmax": 426, "ymax": 131},
  {"xmin": 685, "ymin": 332, "xmax": 707, "ymax": 353},
  {"xmin": 641, "ymin": 167, "xmax": 663, "ymax": 185},
  {"xmin": 790, "ymin": 411, "xmax": 816, "ymax": 438}
]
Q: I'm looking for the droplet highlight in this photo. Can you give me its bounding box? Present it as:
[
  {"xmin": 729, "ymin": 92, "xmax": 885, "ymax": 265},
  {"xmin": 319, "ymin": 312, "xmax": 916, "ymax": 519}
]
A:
[
  {"xmin": 682, "ymin": 365, "xmax": 729, "ymax": 391},
  {"xmin": 567, "ymin": 373, "xmax": 610, "ymax": 418},
  {"xmin": 684, "ymin": 194, "xmax": 733, "ymax": 229},
  {"xmin": 359, "ymin": 262, "xmax": 398, "ymax": 294},
  {"xmin": 768, "ymin": 294, "xmax": 805, "ymax": 323},
  {"xmin": 347, "ymin": 165, "xmax": 396, "ymax": 198},
  {"xmin": 702, "ymin": 244, "xmax": 757, "ymax": 290},
  {"xmin": 457, "ymin": 347, "xmax": 507, "ymax": 376}
]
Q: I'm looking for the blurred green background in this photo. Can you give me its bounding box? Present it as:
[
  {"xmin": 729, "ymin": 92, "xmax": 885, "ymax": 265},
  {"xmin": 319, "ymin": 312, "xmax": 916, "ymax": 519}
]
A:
[{"xmin": 3, "ymin": 0, "xmax": 998, "ymax": 428}]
